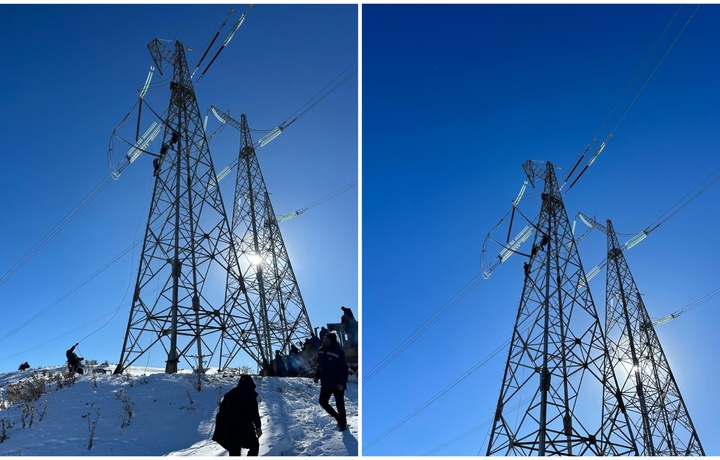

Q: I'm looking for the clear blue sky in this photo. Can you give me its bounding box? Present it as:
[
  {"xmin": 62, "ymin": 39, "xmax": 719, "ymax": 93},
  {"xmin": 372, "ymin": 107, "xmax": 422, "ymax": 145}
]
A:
[
  {"xmin": 363, "ymin": 4, "xmax": 720, "ymax": 456},
  {"xmin": 0, "ymin": 4, "xmax": 357, "ymax": 373}
]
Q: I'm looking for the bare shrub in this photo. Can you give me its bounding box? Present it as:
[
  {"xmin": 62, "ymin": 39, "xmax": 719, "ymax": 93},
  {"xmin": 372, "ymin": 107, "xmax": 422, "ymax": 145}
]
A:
[
  {"xmin": 115, "ymin": 390, "xmax": 133, "ymax": 428},
  {"xmin": 6, "ymin": 373, "xmax": 46, "ymax": 405},
  {"xmin": 0, "ymin": 417, "xmax": 12, "ymax": 443},
  {"xmin": 82, "ymin": 403, "xmax": 100, "ymax": 450}
]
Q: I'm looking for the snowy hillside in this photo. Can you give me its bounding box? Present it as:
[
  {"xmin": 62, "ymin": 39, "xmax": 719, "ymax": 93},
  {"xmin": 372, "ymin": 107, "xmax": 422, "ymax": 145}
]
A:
[{"xmin": 0, "ymin": 365, "xmax": 358, "ymax": 456}]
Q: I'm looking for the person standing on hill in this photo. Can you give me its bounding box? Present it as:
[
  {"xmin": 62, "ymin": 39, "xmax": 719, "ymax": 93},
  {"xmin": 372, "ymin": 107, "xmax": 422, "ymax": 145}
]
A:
[
  {"xmin": 66, "ymin": 343, "xmax": 83, "ymax": 374},
  {"xmin": 341, "ymin": 306, "xmax": 358, "ymax": 348},
  {"xmin": 314, "ymin": 332, "xmax": 349, "ymax": 431},
  {"xmin": 213, "ymin": 375, "xmax": 263, "ymax": 456}
]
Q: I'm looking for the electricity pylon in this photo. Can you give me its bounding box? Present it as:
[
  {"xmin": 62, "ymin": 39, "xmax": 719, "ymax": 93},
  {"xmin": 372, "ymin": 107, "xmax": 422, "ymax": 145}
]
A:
[
  {"xmin": 486, "ymin": 161, "xmax": 637, "ymax": 456},
  {"xmin": 588, "ymin": 216, "xmax": 705, "ymax": 455},
  {"xmin": 115, "ymin": 39, "xmax": 251, "ymax": 375},
  {"xmin": 223, "ymin": 111, "xmax": 314, "ymax": 372}
]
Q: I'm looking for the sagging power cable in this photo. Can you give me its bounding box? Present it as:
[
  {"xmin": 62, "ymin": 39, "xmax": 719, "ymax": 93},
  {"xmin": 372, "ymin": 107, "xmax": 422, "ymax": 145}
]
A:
[
  {"xmin": 277, "ymin": 180, "xmax": 357, "ymax": 223},
  {"xmin": 562, "ymin": 5, "xmax": 700, "ymax": 192},
  {"xmin": 0, "ymin": 174, "xmax": 115, "ymax": 288},
  {"xmin": 363, "ymin": 271, "xmax": 486, "ymax": 384},
  {"xmin": 0, "ymin": 240, "xmax": 142, "ymax": 345},
  {"xmin": 578, "ymin": 160, "xmax": 720, "ymax": 286},
  {"xmin": 652, "ymin": 286, "xmax": 720, "ymax": 326},
  {"xmin": 191, "ymin": 6, "xmax": 236, "ymax": 80},
  {"xmin": 2, "ymin": 61, "xmax": 353, "ymax": 293},
  {"xmin": 196, "ymin": 5, "xmax": 253, "ymax": 83},
  {"xmin": 279, "ymin": 60, "xmax": 358, "ymax": 131},
  {"xmin": 425, "ymin": 395, "xmax": 534, "ymax": 456},
  {"xmin": 363, "ymin": 339, "xmax": 509, "ymax": 452},
  {"xmin": 0, "ymin": 181, "xmax": 342, "ymax": 345}
]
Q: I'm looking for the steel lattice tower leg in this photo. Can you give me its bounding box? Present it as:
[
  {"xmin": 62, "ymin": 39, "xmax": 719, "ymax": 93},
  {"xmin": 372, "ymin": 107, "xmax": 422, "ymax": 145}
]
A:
[
  {"xmin": 114, "ymin": 40, "xmax": 251, "ymax": 375},
  {"xmin": 486, "ymin": 161, "xmax": 637, "ymax": 456},
  {"xmin": 603, "ymin": 219, "xmax": 704, "ymax": 456},
  {"xmin": 224, "ymin": 114, "xmax": 314, "ymax": 373}
]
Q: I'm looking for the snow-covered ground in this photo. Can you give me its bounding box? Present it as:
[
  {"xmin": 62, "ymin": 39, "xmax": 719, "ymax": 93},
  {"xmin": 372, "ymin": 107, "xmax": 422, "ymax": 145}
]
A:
[{"xmin": 0, "ymin": 365, "xmax": 358, "ymax": 456}]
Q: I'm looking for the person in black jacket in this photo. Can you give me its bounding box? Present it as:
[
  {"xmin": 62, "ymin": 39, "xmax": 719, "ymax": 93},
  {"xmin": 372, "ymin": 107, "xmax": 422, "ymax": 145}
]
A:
[
  {"xmin": 213, "ymin": 375, "xmax": 262, "ymax": 456},
  {"xmin": 66, "ymin": 343, "xmax": 83, "ymax": 374},
  {"xmin": 314, "ymin": 332, "xmax": 349, "ymax": 431}
]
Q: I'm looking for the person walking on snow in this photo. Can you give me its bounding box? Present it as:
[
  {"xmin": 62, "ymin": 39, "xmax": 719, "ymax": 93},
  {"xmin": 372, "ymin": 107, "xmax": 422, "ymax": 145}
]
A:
[
  {"xmin": 213, "ymin": 375, "xmax": 263, "ymax": 456},
  {"xmin": 314, "ymin": 331, "xmax": 349, "ymax": 431}
]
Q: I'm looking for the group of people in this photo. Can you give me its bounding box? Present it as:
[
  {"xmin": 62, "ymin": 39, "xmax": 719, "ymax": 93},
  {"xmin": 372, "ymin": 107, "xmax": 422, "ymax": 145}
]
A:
[
  {"xmin": 273, "ymin": 341, "xmax": 319, "ymax": 377},
  {"xmin": 213, "ymin": 330, "xmax": 350, "ymax": 456},
  {"xmin": 59, "ymin": 307, "xmax": 355, "ymax": 457},
  {"xmin": 271, "ymin": 306, "xmax": 358, "ymax": 378}
]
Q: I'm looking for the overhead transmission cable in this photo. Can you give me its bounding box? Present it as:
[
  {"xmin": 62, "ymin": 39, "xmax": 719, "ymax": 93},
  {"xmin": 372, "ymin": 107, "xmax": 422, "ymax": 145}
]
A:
[
  {"xmin": 0, "ymin": 174, "xmax": 115, "ymax": 288},
  {"xmin": 578, "ymin": 162, "xmax": 720, "ymax": 290},
  {"xmin": 2, "ymin": 61, "xmax": 351, "ymax": 292},
  {"xmin": 279, "ymin": 60, "xmax": 358, "ymax": 130},
  {"xmin": 0, "ymin": 182, "xmax": 342, "ymax": 346},
  {"xmin": 561, "ymin": 6, "xmax": 682, "ymax": 191},
  {"xmin": 644, "ymin": 163, "xmax": 720, "ymax": 233},
  {"xmin": 363, "ymin": 339, "xmax": 510, "ymax": 452},
  {"xmin": 209, "ymin": 59, "xmax": 357, "ymax": 157},
  {"xmin": 0, "ymin": 311, "xmax": 117, "ymax": 364},
  {"xmin": 111, "ymin": 6, "xmax": 252, "ymax": 179},
  {"xmin": 367, "ymin": 8, "xmax": 711, "ymax": 386},
  {"xmin": 191, "ymin": 6, "xmax": 236, "ymax": 80},
  {"xmin": 652, "ymin": 286, "xmax": 720, "ymax": 326},
  {"xmin": 277, "ymin": 180, "xmax": 358, "ymax": 223},
  {"xmin": 424, "ymin": 395, "xmax": 535, "ymax": 456},
  {"xmin": 367, "ymin": 280, "xmax": 720, "ymax": 453},
  {"xmin": 196, "ymin": 5, "xmax": 253, "ymax": 83},
  {"xmin": 363, "ymin": 271, "xmax": 486, "ymax": 384},
  {"xmin": 608, "ymin": 4, "xmax": 700, "ymax": 137},
  {"xmin": 562, "ymin": 5, "xmax": 699, "ymax": 192},
  {"xmin": 364, "ymin": 8, "xmax": 710, "ymax": 453},
  {"xmin": 0, "ymin": 240, "xmax": 142, "ymax": 345}
]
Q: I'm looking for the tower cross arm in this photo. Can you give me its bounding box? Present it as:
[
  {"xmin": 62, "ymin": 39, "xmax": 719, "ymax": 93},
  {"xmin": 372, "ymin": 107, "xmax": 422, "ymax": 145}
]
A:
[
  {"xmin": 147, "ymin": 38, "xmax": 174, "ymax": 76},
  {"xmin": 210, "ymin": 105, "xmax": 243, "ymax": 132},
  {"xmin": 577, "ymin": 212, "xmax": 609, "ymax": 235}
]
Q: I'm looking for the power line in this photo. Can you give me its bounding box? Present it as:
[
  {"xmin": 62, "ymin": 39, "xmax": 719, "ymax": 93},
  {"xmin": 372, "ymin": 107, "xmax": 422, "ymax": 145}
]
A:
[
  {"xmin": 372, "ymin": 281, "xmax": 720, "ymax": 454},
  {"xmin": 424, "ymin": 395, "xmax": 534, "ymax": 456},
  {"xmin": 0, "ymin": 240, "xmax": 141, "ymax": 345},
  {"xmin": 653, "ymin": 286, "xmax": 720, "ymax": 326},
  {"xmin": 562, "ymin": 5, "xmax": 700, "ymax": 192},
  {"xmin": 2, "ymin": 60, "xmax": 355, "ymax": 293},
  {"xmin": 277, "ymin": 180, "xmax": 357, "ymax": 223},
  {"xmin": 0, "ymin": 178, "xmax": 347, "ymax": 345},
  {"xmin": 0, "ymin": 174, "xmax": 114, "ymax": 287},
  {"xmin": 363, "ymin": 271, "xmax": 485, "ymax": 384},
  {"xmin": 368, "ymin": 155, "xmax": 720, "ymax": 387},
  {"xmin": 363, "ymin": 339, "xmax": 508, "ymax": 452}
]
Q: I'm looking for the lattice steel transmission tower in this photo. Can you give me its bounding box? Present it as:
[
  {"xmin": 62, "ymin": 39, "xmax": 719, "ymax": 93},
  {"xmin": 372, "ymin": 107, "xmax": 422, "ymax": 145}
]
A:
[
  {"xmin": 222, "ymin": 111, "xmax": 314, "ymax": 372},
  {"xmin": 115, "ymin": 39, "xmax": 252, "ymax": 375},
  {"xmin": 486, "ymin": 161, "xmax": 637, "ymax": 456},
  {"xmin": 584, "ymin": 216, "xmax": 704, "ymax": 455}
]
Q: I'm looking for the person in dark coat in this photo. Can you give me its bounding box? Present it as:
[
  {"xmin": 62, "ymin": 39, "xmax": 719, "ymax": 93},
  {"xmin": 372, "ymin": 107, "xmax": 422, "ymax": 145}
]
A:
[
  {"xmin": 314, "ymin": 332, "xmax": 349, "ymax": 431},
  {"xmin": 340, "ymin": 306, "xmax": 355, "ymax": 322},
  {"xmin": 66, "ymin": 343, "xmax": 83, "ymax": 374},
  {"xmin": 288, "ymin": 344, "xmax": 300, "ymax": 377},
  {"xmin": 274, "ymin": 350, "xmax": 288, "ymax": 377},
  {"xmin": 310, "ymin": 330, "xmax": 321, "ymax": 351},
  {"xmin": 213, "ymin": 375, "xmax": 262, "ymax": 456},
  {"xmin": 341, "ymin": 306, "xmax": 358, "ymax": 348}
]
